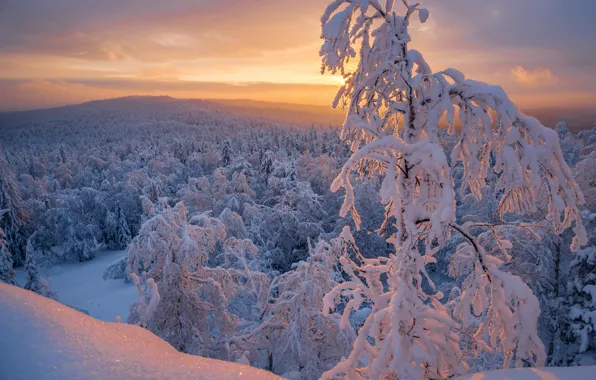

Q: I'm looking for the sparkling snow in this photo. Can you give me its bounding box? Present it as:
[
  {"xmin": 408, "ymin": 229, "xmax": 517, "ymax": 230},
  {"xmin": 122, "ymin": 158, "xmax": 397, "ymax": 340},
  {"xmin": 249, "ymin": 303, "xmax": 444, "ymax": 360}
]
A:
[
  {"xmin": 0, "ymin": 283, "xmax": 282, "ymax": 380},
  {"xmin": 457, "ymin": 366, "xmax": 596, "ymax": 380}
]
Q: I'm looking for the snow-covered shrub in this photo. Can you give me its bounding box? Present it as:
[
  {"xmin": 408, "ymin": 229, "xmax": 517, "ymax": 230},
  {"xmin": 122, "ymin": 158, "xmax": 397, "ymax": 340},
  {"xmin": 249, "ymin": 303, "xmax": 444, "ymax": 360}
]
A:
[
  {"xmin": 102, "ymin": 256, "xmax": 128, "ymax": 281},
  {"xmin": 129, "ymin": 275, "xmax": 161, "ymax": 328}
]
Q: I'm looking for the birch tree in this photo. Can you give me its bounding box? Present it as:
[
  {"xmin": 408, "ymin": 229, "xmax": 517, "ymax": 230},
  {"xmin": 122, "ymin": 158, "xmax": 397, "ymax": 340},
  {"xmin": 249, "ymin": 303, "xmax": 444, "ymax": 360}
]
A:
[{"xmin": 319, "ymin": 1, "xmax": 587, "ymax": 378}]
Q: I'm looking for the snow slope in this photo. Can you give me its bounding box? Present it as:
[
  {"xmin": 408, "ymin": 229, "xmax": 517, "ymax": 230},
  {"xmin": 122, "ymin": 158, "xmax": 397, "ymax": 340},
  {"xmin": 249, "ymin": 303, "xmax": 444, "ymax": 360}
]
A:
[
  {"xmin": 0, "ymin": 283, "xmax": 282, "ymax": 380},
  {"xmin": 15, "ymin": 250, "xmax": 137, "ymax": 322},
  {"xmin": 457, "ymin": 366, "xmax": 596, "ymax": 379}
]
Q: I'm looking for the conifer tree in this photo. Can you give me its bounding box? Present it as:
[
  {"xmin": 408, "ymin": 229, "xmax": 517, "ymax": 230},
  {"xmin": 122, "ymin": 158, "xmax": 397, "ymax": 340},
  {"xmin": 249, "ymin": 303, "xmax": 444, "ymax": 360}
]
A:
[
  {"xmin": 24, "ymin": 239, "xmax": 57, "ymax": 300},
  {"xmin": 0, "ymin": 211, "xmax": 16, "ymax": 285},
  {"xmin": 0, "ymin": 148, "xmax": 27, "ymax": 265}
]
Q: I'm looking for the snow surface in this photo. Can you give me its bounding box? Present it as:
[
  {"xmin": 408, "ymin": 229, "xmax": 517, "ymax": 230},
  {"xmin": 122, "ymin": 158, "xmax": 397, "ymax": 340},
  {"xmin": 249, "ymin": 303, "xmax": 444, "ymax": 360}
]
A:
[
  {"xmin": 15, "ymin": 250, "xmax": 137, "ymax": 322},
  {"xmin": 457, "ymin": 366, "xmax": 596, "ymax": 380},
  {"xmin": 0, "ymin": 283, "xmax": 282, "ymax": 380}
]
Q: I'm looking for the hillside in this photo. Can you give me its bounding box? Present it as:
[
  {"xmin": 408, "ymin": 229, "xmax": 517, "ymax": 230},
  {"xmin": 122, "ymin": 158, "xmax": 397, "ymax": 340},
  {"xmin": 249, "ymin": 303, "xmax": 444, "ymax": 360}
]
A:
[
  {"xmin": 0, "ymin": 96, "xmax": 345, "ymax": 131},
  {"xmin": 2, "ymin": 282, "xmax": 594, "ymax": 380},
  {"xmin": 0, "ymin": 283, "xmax": 282, "ymax": 380},
  {"xmin": 2, "ymin": 96, "xmax": 593, "ymax": 132}
]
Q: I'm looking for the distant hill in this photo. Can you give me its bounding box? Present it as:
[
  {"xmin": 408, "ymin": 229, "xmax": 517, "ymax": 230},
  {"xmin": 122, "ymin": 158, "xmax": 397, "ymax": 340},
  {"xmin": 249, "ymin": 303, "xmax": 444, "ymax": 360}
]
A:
[
  {"xmin": 0, "ymin": 96, "xmax": 346, "ymax": 129},
  {"xmin": 520, "ymin": 107, "xmax": 596, "ymax": 132},
  {"xmin": 206, "ymin": 98, "xmax": 346, "ymax": 126},
  {"xmin": 1, "ymin": 96, "xmax": 593, "ymax": 132}
]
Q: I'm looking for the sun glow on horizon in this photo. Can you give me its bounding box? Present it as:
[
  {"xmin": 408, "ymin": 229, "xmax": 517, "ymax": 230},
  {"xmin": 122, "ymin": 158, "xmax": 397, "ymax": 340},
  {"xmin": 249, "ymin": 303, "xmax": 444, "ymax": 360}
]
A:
[{"xmin": 0, "ymin": 0, "xmax": 595, "ymax": 110}]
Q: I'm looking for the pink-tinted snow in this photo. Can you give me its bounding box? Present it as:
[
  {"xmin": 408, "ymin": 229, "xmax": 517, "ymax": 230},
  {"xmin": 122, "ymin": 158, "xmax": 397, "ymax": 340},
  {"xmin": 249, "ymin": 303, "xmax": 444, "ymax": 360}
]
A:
[
  {"xmin": 0, "ymin": 283, "xmax": 282, "ymax": 380},
  {"xmin": 457, "ymin": 365, "xmax": 596, "ymax": 380}
]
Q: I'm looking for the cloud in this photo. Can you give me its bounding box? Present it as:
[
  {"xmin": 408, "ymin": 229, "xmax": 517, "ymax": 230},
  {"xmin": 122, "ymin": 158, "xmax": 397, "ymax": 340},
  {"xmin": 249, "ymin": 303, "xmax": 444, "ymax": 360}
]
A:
[
  {"xmin": 511, "ymin": 66, "xmax": 556, "ymax": 85},
  {"xmin": 0, "ymin": 0, "xmax": 325, "ymax": 62},
  {"xmin": 0, "ymin": 0, "xmax": 595, "ymax": 109},
  {"xmin": 154, "ymin": 33, "xmax": 197, "ymax": 48}
]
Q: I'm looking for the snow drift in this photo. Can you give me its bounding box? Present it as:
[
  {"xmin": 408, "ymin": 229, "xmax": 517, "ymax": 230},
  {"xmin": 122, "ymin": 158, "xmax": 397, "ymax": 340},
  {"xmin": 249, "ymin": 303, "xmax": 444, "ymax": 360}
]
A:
[{"xmin": 0, "ymin": 283, "xmax": 281, "ymax": 380}]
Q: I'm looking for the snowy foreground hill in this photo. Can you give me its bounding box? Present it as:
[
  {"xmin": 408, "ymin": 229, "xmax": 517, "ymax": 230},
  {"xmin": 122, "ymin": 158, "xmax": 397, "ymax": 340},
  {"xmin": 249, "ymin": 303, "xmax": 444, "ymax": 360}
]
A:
[
  {"xmin": 0, "ymin": 283, "xmax": 281, "ymax": 380},
  {"xmin": 456, "ymin": 366, "xmax": 596, "ymax": 380},
  {"xmin": 1, "ymin": 283, "xmax": 594, "ymax": 380}
]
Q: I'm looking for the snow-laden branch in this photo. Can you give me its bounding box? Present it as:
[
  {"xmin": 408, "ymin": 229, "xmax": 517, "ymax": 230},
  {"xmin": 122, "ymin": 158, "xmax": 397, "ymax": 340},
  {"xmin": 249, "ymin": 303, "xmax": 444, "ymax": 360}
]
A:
[{"xmin": 319, "ymin": 0, "xmax": 586, "ymax": 378}]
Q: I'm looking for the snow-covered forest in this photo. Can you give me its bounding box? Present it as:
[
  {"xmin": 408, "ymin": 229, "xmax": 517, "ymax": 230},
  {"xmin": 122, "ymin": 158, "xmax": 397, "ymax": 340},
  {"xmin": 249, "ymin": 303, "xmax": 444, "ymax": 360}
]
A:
[{"xmin": 1, "ymin": 1, "xmax": 596, "ymax": 379}]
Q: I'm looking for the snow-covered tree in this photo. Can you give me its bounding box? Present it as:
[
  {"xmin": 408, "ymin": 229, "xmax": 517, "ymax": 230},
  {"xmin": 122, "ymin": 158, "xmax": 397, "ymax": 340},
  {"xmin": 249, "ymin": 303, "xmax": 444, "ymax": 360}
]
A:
[
  {"xmin": 0, "ymin": 148, "xmax": 28, "ymax": 265},
  {"xmin": 109, "ymin": 203, "xmax": 132, "ymax": 250},
  {"xmin": 575, "ymin": 154, "xmax": 596, "ymax": 207},
  {"xmin": 567, "ymin": 246, "xmax": 596, "ymax": 362},
  {"xmin": 555, "ymin": 119, "xmax": 581, "ymax": 166},
  {"xmin": 451, "ymin": 222, "xmax": 567, "ymax": 369},
  {"xmin": 213, "ymin": 168, "xmax": 231, "ymax": 200},
  {"xmin": 0, "ymin": 211, "xmax": 16, "ymax": 285},
  {"xmin": 319, "ymin": 1, "xmax": 586, "ymax": 378},
  {"xmin": 218, "ymin": 237, "xmax": 270, "ymax": 314},
  {"xmin": 219, "ymin": 207, "xmax": 247, "ymax": 239},
  {"xmin": 24, "ymin": 239, "xmax": 57, "ymax": 300},
  {"xmin": 260, "ymin": 150, "xmax": 275, "ymax": 178},
  {"xmin": 143, "ymin": 254, "xmax": 238, "ymax": 358},
  {"xmin": 64, "ymin": 223, "xmax": 96, "ymax": 262},
  {"xmin": 232, "ymin": 171, "xmax": 256, "ymax": 199},
  {"xmin": 253, "ymin": 238, "xmax": 355, "ymax": 379},
  {"xmin": 126, "ymin": 201, "xmax": 226, "ymax": 280},
  {"xmin": 222, "ymin": 139, "xmax": 233, "ymax": 167},
  {"xmin": 127, "ymin": 200, "xmax": 259, "ymax": 359}
]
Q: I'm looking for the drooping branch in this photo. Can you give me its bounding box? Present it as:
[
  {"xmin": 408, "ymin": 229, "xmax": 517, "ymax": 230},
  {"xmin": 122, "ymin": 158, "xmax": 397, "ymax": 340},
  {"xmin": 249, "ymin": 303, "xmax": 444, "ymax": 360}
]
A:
[{"xmin": 319, "ymin": 0, "xmax": 583, "ymax": 377}]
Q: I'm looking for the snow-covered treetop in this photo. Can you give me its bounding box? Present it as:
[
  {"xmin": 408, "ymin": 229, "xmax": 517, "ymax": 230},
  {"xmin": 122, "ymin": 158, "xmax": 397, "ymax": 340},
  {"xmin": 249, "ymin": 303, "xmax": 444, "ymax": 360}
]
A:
[{"xmin": 321, "ymin": 0, "xmax": 586, "ymax": 250}]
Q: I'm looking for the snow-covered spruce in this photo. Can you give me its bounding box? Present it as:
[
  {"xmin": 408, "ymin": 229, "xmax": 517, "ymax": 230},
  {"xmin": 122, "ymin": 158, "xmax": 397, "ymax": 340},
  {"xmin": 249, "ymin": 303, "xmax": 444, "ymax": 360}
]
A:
[
  {"xmin": 0, "ymin": 148, "xmax": 28, "ymax": 266},
  {"xmin": 24, "ymin": 238, "xmax": 58, "ymax": 300},
  {"xmin": 319, "ymin": 1, "xmax": 587, "ymax": 378},
  {"xmin": 567, "ymin": 246, "xmax": 596, "ymax": 358},
  {"xmin": 0, "ymin": 210, "xmax": 16, "ymax": 285}
]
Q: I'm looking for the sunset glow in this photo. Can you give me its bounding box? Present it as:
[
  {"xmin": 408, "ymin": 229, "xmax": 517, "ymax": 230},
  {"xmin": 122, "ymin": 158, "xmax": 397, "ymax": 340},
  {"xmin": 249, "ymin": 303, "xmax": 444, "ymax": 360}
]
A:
[{"xmin": 0, "ymin": 0, "xmax": 595, "ymax": 111}]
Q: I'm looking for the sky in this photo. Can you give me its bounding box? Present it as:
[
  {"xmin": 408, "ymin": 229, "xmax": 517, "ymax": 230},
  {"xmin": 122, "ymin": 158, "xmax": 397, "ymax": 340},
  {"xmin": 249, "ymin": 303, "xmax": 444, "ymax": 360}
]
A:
[{"xmin": 1, "ymin": 0, "xmax": 595, "ymax": 111}]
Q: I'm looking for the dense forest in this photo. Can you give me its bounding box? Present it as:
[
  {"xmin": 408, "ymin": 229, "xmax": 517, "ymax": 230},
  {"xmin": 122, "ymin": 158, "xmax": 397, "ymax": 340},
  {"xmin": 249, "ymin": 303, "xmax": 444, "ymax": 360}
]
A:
[{"xmin": 0, "ymin": 94, "xmax": 594, "ymax": 378}]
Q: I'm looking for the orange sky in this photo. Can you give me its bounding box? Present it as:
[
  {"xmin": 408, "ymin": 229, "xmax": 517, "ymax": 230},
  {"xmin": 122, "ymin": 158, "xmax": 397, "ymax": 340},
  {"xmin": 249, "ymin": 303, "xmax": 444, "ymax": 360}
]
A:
[{"xmin": 1, "ymin": 0, "xmax": 595, "ymax": 111}]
